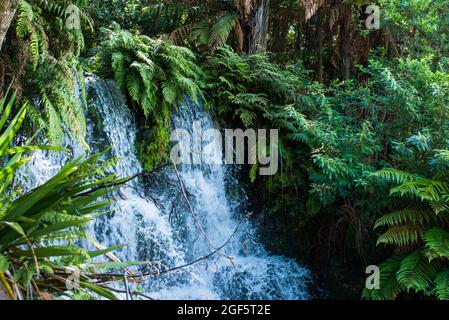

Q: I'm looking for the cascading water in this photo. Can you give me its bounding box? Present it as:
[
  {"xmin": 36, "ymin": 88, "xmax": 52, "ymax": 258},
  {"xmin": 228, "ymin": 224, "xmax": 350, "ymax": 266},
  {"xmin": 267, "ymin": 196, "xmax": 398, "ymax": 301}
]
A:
[{"xmin": 16, "ymin": 74, "xmax": 311, "ymax": 300}]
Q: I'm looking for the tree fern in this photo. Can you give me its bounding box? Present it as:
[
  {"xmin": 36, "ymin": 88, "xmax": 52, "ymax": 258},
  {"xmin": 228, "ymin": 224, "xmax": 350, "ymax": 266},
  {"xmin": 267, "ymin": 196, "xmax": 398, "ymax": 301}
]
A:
[{"xmin": 208, "ymin": 13, "xmax": 239, "ymax": 50}]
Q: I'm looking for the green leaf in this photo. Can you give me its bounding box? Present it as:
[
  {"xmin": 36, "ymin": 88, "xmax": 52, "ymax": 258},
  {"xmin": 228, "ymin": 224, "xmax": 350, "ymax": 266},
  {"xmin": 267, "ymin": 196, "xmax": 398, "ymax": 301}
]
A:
[
  {"xmin": 397, "ymin": 250, "xmax": 441, "ymax": 292},
  {"xmin": 88, "ymin": 261, "xmax": 148, "ymax": 270},
  {"xmin": 423, "ymin": 227, "xmax": 449, "ymax": 258},
  {"xmin": 0, "ymin": 221, "xmax": 26, "ymax": 237},
  {"xmin": 435, "ymin": 269, "xmax": 449, "ymax": 300},
  {"xmin": 87, "ymin": 245, "xmax": 124, "ymax": 258},
  {"xmin": 12, "ymin": 246, "xmax": 87, "ymax": 258},
  {"xmin": 362, "ymin": 254, "xmax": 404, "ymax": 300},
  {"xmin": 80, "ymin": 282, "xmax": 118, "ymax": 300},
  {"xmin": 0, "ymin": 255, "xmax": 8, "ymax": 272}
]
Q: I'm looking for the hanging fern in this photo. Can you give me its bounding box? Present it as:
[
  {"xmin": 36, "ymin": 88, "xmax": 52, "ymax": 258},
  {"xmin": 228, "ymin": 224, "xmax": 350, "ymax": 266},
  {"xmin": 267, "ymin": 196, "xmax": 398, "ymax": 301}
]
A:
[
  {"xmin": 93, "ymin": 24, "xmax": 204, "ymax": 165},
  {"xmin": 12, "ymin": 0, "xmax": 93, "ymax": 146},
  {"xmin": 96, "ymin": 24, "xmax": 203, "ymax": 116}
]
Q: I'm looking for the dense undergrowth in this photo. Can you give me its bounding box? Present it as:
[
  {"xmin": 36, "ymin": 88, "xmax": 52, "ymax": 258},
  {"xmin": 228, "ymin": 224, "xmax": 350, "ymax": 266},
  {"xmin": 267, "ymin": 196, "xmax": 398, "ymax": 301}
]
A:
[{"xmin": 0, "ymin": 0, "xmax": 448, "ymax": 300}]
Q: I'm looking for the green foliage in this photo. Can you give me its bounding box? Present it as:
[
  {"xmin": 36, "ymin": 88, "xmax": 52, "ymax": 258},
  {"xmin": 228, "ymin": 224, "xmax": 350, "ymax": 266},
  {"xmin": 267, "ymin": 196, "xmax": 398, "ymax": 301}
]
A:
[
  {"xmin": 0, "ymin": 91, "xmax": 121, "ymax": 300},
  {"xmin": 204, "ymin": 46, "xmax": 307, "ymax": 126},
  {"xmin": 10, "ymin": 0, "xmax": 94, "ymax": 146},
  {"xmin": 366, "ymin": 156, "xmax": 449, "ymax": 299},
  {"xmin": 95, "ymin": 24, "xmax": 203, "ymax": 117},
  {"xmin": 92, "ymin": 24, "xmax": 204, "ymax": 166},
  {"xmin": 378, "ymin": 0, "xmax": 449, "ymax": 56},
  {"xmin": 1, "ymin": 0, "xmax": 448, "ymax": 300}
]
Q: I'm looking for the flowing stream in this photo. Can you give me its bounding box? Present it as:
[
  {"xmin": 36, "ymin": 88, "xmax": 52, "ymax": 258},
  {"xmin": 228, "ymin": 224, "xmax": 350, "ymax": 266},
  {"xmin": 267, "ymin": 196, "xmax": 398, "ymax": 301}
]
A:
[{"xmin": 16, "ymin": 75, "xmax": 311, "ymax": 299}]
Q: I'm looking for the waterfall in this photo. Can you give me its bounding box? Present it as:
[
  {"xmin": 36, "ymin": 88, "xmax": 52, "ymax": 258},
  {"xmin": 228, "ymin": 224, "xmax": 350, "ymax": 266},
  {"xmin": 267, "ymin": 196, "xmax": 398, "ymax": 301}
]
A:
[{"xmin": 16, "ymin": 75, "xmax": 311, "ymax": 300}]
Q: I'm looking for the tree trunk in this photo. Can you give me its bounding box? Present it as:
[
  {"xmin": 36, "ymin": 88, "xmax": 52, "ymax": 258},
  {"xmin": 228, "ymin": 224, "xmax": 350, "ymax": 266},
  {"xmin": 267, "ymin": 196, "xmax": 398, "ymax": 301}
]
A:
[
  {"xmin": 316, "ymin": 8, "xmax": 324, "ymax": 82},
  {"xmin": 339, "ymin": 4, "xmax": 352, "ymax": 80},
  {"xmin": 0, "ymin": 0, "xmax": 19, "ymax": 52},
  {"xmin": 237, "ymin": 0, "xmax": 270, "ymax": 53},
  {"xmin": 270, "ymin": 8, "xmax": 289, "ymax": 54}
]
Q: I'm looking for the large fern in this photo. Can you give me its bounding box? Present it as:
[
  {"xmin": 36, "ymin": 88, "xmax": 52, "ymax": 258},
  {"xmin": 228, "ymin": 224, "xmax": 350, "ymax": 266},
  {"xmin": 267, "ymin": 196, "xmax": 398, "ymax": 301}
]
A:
[
  {"xmin": 13, "ymin": 0, "xmax": 93, "ymax": 146},
  {"xmin": 93, "ymin": 24, "xmax": 204, "ymax": 166},
  {"xmin": 368, "ymin": 162, "xmax": 449, "ymax": 299}
]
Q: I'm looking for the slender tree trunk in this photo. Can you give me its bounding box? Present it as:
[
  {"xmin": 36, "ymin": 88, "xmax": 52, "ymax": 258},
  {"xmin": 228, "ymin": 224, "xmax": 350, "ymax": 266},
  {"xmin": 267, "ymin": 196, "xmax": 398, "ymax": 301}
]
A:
[
  {"xmin": 316, "ymin": 8, "xmax": 324, "ymax": 82},
  {"xmin": 339, "ymin": 4, "xmax": 352, "ymax": 80},
  {"xmin": 0, "ymin": 0, "xmax": 19, "ymax": 52},
  {"xmin": 295, "ymin": 21, "xmax": 303, "ymax": 56},
  {"xmin": 270, "ymin": 10, "xmax": 289, "ymax": 53}
]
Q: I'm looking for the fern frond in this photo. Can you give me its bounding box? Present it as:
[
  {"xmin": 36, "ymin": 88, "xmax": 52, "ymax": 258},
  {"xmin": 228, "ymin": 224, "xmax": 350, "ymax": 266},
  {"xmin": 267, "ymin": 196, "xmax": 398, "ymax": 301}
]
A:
[
  {"xmin": 372, "ymin": 168, "xmax": 421, "ymax": 185},
  {"xmin": 29, "ymin": 32, "xmax": 40, "ymax": 70},
  {"xmin": 397, "ymin": 250, "xmax": 441, "ymax": 292},
  {"xmin": 435, "ymin": 269, "xmax": 449, "ymax": 300},
  {"xmin": 209, "ymin": 13, "xmax": 239, "ymax": 50},
  {"xmin": 423, "ymin": 228, "xmax": 449, "ymax": 258},
  {"xmin": 377, "ymin": 225, "xmax": 422, "ymax": 247},
  {"xmin": 169, "ymin": 24, "xmax": 193, "ymax": 45},
  {"xmin": 16, "ymin": 0, "xmax": 34, "ymax": 38},
  {"xmin": 374, "ymin": 208, "xmax": 443, "ymax": 228}
]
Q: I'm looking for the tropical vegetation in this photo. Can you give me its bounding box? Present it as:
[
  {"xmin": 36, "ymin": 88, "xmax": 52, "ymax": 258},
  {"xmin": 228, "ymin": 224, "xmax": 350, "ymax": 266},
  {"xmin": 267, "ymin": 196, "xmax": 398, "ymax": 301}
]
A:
[{"xmin": 0, "ymin": 0, "xmax": 448, "ymax": 300}]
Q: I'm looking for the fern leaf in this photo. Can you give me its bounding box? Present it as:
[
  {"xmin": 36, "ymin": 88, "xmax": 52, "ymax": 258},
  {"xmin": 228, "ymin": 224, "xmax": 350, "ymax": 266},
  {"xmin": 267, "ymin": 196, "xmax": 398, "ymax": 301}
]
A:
[
  {"xmin": 377, "ymin": 225, "xmax": 422, "ymax": 247},
  {"xmin": 374, "ymin": 208, "xmax": 439, "ymax": 228},
  {"xmin": 209, "ymin": 13, "xmax": 239, "ymax": 50},
  {"xmin": 423, "ymin": 228, "xmax": 449, "ymax": 258},
  {"xmin": 397, "ymin": 250, "xmax": 441, "ymax": 292},
  {"xmin": 435, "ymin": 269, "xmax": 449, "ymax": 300},
  {"xmin": 30, "ymin": 33, "xmax": 40, "ymax": 70},
  {"xmin": 372, "ymin": 169, "xmax": 421, "ymax": 185}
]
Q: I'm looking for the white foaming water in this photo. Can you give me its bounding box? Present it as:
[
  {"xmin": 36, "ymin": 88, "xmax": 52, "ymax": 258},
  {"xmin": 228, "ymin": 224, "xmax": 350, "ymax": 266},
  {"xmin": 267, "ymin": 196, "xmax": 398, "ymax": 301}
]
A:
[{"xmin": 16, "ymin": 75, "xmax": 311, "ymax": 300}]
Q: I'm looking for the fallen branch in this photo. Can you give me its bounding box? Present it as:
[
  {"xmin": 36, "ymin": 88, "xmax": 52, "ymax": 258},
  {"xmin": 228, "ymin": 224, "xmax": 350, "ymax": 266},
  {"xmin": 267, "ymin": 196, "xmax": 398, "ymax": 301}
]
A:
[
  {"xmin": 86, "ymin": 217, "xmax": 244, "ymax": 281},
  {"xmin": 172, "ymin": 162, "xmax": 217, "ymax": 250}
]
